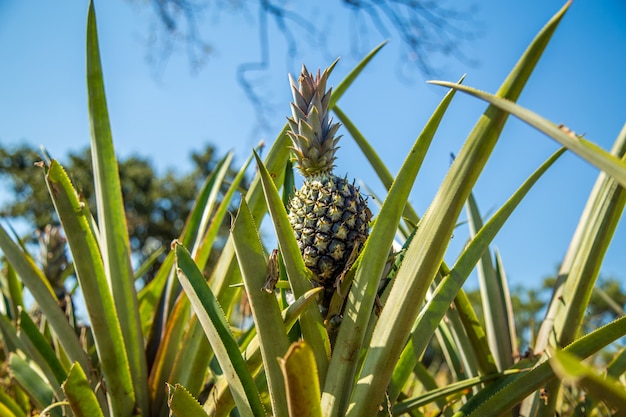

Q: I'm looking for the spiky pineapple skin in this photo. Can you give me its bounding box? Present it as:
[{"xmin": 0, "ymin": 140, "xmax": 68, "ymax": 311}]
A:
[{"xmin": 288, "ymin": 174, "xmax": 370, "ymax": 286}]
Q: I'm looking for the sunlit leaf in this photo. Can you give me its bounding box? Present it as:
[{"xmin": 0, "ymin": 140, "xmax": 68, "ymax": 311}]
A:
[
  {"xmin": 175, "ymin": 242, "xmax": 266, "ymax": 417},
  {"xmin": 62, "ymin": 363, "xmax": 105, "ymax": 417}
]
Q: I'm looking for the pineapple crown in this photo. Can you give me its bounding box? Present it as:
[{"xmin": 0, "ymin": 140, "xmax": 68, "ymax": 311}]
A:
[{"xmin": 287, "ymin": 62, "xmax": 341, "ymax": 178}]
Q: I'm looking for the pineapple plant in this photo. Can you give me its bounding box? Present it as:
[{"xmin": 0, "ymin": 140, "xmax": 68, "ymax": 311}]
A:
[
  {"xmin": 2, "ymin": 2, "xmax": 626, "ymax": 416},
  {"xmin": 286, "ymin": 64, "xmax": 372, "ymax": 289}
]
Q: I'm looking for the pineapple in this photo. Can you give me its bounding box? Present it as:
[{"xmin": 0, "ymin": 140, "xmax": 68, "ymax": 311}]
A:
[{"xmin": 287, "ymin": 64, "xmax": 371, "ymax": 288}]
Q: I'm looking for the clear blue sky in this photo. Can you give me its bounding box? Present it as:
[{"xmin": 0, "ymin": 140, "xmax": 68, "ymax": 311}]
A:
[{"xmin": 1, "ymin": 0, "xmax": 624, "ymax": 289}]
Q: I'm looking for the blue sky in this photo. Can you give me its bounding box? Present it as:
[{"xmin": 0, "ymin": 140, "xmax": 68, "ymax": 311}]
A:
[{"xmin": 1, "ymin": 0, "xmax": 625, "ymax": 290}]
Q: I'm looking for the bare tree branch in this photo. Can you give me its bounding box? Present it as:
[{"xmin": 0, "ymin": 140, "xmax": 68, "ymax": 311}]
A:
[{"xmin": 128, "ymin": 0, "xmax": 478, "ymax": 130}]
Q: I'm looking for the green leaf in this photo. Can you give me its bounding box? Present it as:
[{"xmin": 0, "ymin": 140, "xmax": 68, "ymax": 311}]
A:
[
  {"xmin": 253, "ymin": 151, "xmax": 330, "ymax": 383},
  {"xmin": 279, "ymin": 342, "xmax": 323, "ymax": 417},
  {"xmin": 0, "ymin": 309, "xmax": 23, "ymax": 353},
  {"xmin": 389, "ymin": 148, "xmax": 564, "ymax": 404},
  {"xmin": 133, "ymin": 245, "xmax": 165, "ymax": 282},
  {"xmin": 174, "ymin": 242, "xmax": 266, "ymax": 417},
  {"xmin": 430, "ymin": 82, "xmax": 626, "ymax": 189},
  {"xmin": 146, "ymin": 286, "xmax": 193, "ymax": 415},
  {"xmin": 5, "ymin": 263, "xmax": 23, "ymax": 320},
  {"xmin": 232, "ymin": 198, "xmax": 291, "ymax": 417},
  {"xmin": 0, "ymin": 224, "xmax": 91, "ymax": 379},
  {"xmin": 150, "ymin": 151, "xmax": 255, "ymax": 415},
  {"xmin": 347, "ymin": 2, "xmax": 571, "ymax": 415},
  {"xmin": 185, "ymin": 152, "xmax": 234, "ymax": 252},
  {"xmin": 453, "ymin": 315, "xmax": 626, "ymax": 417},
  {"xmin": 466, "ymin": 194, "xmax": 516, "ymax": 371},
  {"xmin": 550, "ymin": 349, "xmax": 626, "ymax": 413},
  {"xmin": 540, "ymin": 125, "xmax": 626, "ymax": 349},
  {"xmin": 205, "ymin": 287, "xmax": 323, "ymax": 417},
  {"xmin": 453, "ymin": 289, "xmax": 497, "ymax": 376},
  {"xmin": 167, "ymin": 384, "xmax": 210, "ymax": 417},
  {"xmin": 45, "ymin": 160, "xmax": 135, "ymax": 417},
  {"xmin": 18, "ymin": 310, "xmax": 67, "ymax": 396},
  {"xmin": 62, "ymin": 363, "xmax": 105, "ymax": 417},
  {"xmin": 324, "ymin": 77, "xmax": 456, "ymax": 416},
  {"xmin": 393, "ymin": 370, "xmax": 524, "ymax": 415},
  {"xmin": 148, "ymin": 153, "xmax": 244, "ymax": 415},
  {"xmin": 607, "ymin": 347, "xmax": 626, "ymax": 380},
  {"xmin": 86, "ymin": 1, "xmax": 148, "ymax": 412},
  {"xmin": 9, "ymin": 353, "xmax": 61, "ymax": 417},
  {"xmin": 0, "ymin": 387, "xmax": 26, "ymax": 417},
  {"xmin": 195, "ymin": 151, "xmax": 253, "ymax": 270},
  {"xmin": 137, "ymin": 249, "xmax": 174, "ymax": 341},
  {"xmin": 527, "ymin": 114, "xmax": 626, "ymax": 417},
  {"xmin": 329, "ymin": 42, "xmax": 387, "ymax": 109}
]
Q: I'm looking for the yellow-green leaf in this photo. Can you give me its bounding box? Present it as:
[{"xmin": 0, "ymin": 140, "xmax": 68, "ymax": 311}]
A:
[
  {"xmin": 167, "ymin": 384, "xmax": 210, "ymax": 417},
  {"xmin": 279, "ymin": 342, "xmax": 323, "ymax": 417},
  {"xmin": 550, "ymin": 349, "xmax": 626, "ymax": 413},
  {"xmin": 62, "ymin": 363, "xmax": 105, "ymax": 417}
]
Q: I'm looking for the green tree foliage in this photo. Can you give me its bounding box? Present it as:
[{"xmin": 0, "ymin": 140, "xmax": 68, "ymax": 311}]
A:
[{"xmin": 0, "ymin": 143, "xmax": 241, "ymax": 281}]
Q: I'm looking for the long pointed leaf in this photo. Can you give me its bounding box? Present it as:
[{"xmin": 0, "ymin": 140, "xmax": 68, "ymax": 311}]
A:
[
  {"xmin": 147, "ymin": 285, "xmax": 192, "ymax": 416},
  {"xmin": 5, "ymin": 264, "xmax": 23, "ymax": 320},
  {"xmin": 204, "ymin": 287, "xmax": 323, "ymax": 417},
  {"xmin": 0, "ymin": 224, "xmax": 90, "ymax": 374},
  {"xmin": 550, "ymin": 349, "xmax": 626, "ymax": 412},
  {"xmin": 253, "ymin": 151, "xmax": 330, "ymax": 383},
  {"xmin": 174, "ymin": 242, "xmax": 266, "ymax": 417},
  {"xmin": 86, "ymin": 2, "xmax": 148, "ymax": 412},
  {"xmin": 9, "ymin": 353, "xmax": 61, "ymax": 417},
  {"xmin": 146, "ymin": 153, "xmax": 249, "ymax": 415},
  {"xmin": 466, "ymin": 194, "xmax": 516, "ymax": 371},
  {"xmin": 452, "ymin": 315, "xmax": 626, "ymax": 417},
  {"xmin": 167, "ymin": 384, "xmax": 210, "ymax": 417},
  {"xmin": 429, "ymin": 82, "xmax": 626, "ymax": 188},
  {"xmin": 62, "ymin": 363, "xmax": 105, "ymax": 417},
  {"xmin": 393, "ymin": 370, "xmax": 524, "ymax": 415},
  {"xmin": 195, "ymin": 151, "xmax": 254, "ymax": 270},
  {"xmin": 526, "ymin": 113, "xmax": 626, "ymax": 417},
  {"xmin": 0, "ymin": 387, "xmax": 26, "ymax": 417},
  {"xmin": 278, "ymin": 342, "xmax": 323, "ymax": 417},
  {"xmin": 347, "ymin": 3, "xmax": 571, "ymax": 415},
  {"xmin": 232, "ymin": 198, "xmax": 290, "ymax": 417},
  {"xmin": 46, "ymin": 160, "xmax": 135, "ymax": 417},
  {"xmin": 17, "ymin": 310, "xmax": 67, "ymax": 398},
  {"xmin": 322, "ymin": 69, "xmax": 461, "ymax": 417}
]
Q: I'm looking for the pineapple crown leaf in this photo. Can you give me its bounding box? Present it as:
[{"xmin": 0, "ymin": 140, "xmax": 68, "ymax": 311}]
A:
[{"xmin": 287, "ymin": 62, "xmax": 342, "ymax": 177}]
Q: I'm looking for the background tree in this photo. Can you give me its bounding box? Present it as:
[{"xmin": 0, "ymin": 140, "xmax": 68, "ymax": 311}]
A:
[{"xmin": 0, "ymin": 143, "xmax": 241, "ymax": 282}]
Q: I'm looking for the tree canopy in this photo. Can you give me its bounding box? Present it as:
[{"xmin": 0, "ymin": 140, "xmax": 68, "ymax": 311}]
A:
[{"xmin": 0, "ymin": 143, "xmax": 240, "ymax": 281}]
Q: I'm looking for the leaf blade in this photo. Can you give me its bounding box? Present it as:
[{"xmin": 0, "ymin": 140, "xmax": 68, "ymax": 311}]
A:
[
  {"xmin": 232, "ymin": 198, "xmax": 291, "ymax": 417},
  {"xmin": 86, "ymin": 2, "xmax": 148, "ymax": 411},
  {"xmin": 46, "ymin": 160, "xmax": 135, "ymax": 417},
  {"xmin": 175, "ymin": 242, "xmax": 266, "ymax": 417},
  {"xmin": 279, "ymin": 342, "xmax": 323, "ymax": 417},
  {"xmin": 62, "ymin": 363, "xmax": 106, "ymax": 417},
  {"xmin": 347, "ymin": 3, "xmax": 572, "ymax": 415}
]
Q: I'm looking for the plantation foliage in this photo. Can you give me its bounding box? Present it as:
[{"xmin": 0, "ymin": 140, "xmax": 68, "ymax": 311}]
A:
[{"xmin": 1, "ymin": 1, "xmax": 625, "ymax": 416}]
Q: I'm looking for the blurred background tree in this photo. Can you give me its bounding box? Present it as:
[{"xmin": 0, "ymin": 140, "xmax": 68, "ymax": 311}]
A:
[{"xmin": 0, "ymin": 143, "xmax": 241, "ymax": 283}]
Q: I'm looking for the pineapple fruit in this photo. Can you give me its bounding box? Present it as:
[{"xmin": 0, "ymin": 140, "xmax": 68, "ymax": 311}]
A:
[{"xmin": 287, "ymin": 64, "xmax": 371, "ymax": 289}]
